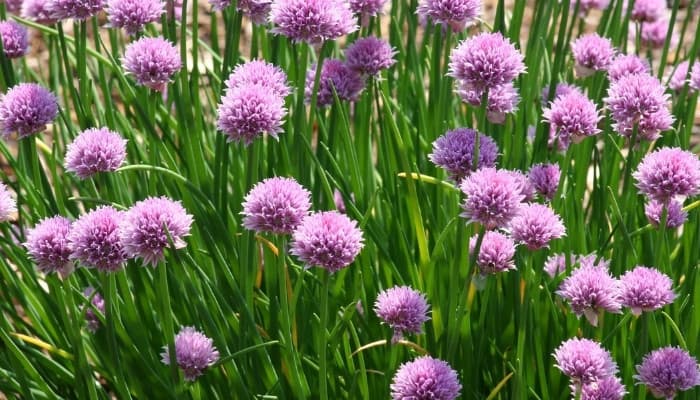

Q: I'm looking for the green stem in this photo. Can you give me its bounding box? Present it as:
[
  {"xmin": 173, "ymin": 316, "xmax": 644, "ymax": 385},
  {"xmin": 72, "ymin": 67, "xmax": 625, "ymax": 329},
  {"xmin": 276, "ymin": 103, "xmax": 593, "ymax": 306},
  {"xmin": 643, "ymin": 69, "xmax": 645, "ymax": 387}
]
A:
[
  {"xmin": 158, "ymin": 264, "xmax": 178, "ymax": 384},
  {"xmin": 319, "ymin": 270, "xmax": 330, "ymax": 400}
]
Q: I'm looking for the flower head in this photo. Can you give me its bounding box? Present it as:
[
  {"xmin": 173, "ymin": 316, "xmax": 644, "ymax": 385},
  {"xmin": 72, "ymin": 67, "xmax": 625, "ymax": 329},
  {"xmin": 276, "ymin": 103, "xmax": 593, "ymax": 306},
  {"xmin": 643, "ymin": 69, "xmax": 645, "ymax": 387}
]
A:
[
  {"xmin": 620, "ymin": 266, "xmax": 675, "ymax": 316},
  {"xmin": 241, "ymin": 177, "xmax": 311, "ymax": 234},
  {"xmin": 580, "ymin": 376, "xmax": 626, "ymax": 400},
  {"xmin": 458, "ymin": 82, "xmax": 520, "ymax": 124},
  {"xmin": 208, "ymin": 0, "xmax": 230, "ymax": 10},
  {"xmin": 640, "ymin": 18, "xmax": 672, "ymax": 49},
  {"xmin": 553, "ymin": 337, "xmax": 618, "ymax": 385},
  {"xmin": 269, "ymin": 0, "xmax": 357, "ymax": 45},
  {"xmin": 161, "ymin": 327, "xmax": 219, "ymax": 381},
  {"xmin": 290, "ymin": 211, "xmax": 364, "ymax": 273},
  {"xmin": 669, "ymin": 61, "xmax": 690, "ymax": 92},
  {"xmin": 508, "ymin": 170, "xmax": 536, "ymax": 202},
  {"xmin": 557, "ymin": 264, "xmax": 622, "ymax": 326},
  {"xmin": 469, "ymin": 231, "xmax": 516, "ymax": 275},
  {"xmin": 690, "ymin": 63, "xmax": 700, "ymax": 92},
  {"xmin": 0, "ymin": 182, "xmax": 16, "ymax": 222},
  {"xmin": 119, "ymin": 197, "xmax": 192, "ymax": 267},
  {"xmin": 64, "ymin": 127, "xmax": 127, "ymax": 179},
  {"xmin": 69, "ymin": 206, "xmax": 128, "ymax": 272},
  {"xmin": 544, "ymin": 253, "xmax": 571, "ymax": 278},
  {"xmin": 0, "ymin": 83, "xmax": 58, "ymax": 139},
  {"xmin": 449, "ymin": 32, "xmax": 526, "ymax": 92},
  {"xmin": 235, "ymin": 0, "xmax": 272, "ymax": 24},
  {"xmin": 459, "ymin": 168, "xmax": 524, "ymax": 229},
  {"xmin": 644, "ymin": 199, "xmax": 687, "ymax": 228},
  {"xmin": 510, "ymin": 203, "xmax": 565, "ymax": 250},
  {"xmin": 528, "ymin": 163, "xmax": 561, "ymax": 201},
  {"xmin": 305, "ymin": 59, "xmax": 365, "ymax": 107},
  {"xmin": 217, "ymin": 83, "xmax": 286, "ymax": 145},
  {"xmin": 633, "ymin": 147, "xmax": 700, "ymax": 202},
  {"xmin": 635, "ymin": 347, "xmax": 700, "ymax": 399},
  {"xmin": 416, "ymin": 0, "xmax": 480, "ymax": 32},
  {"xmin": 349, "ymin": 0, "xmax": 387, "ymax": 19},
  {"xmin": 543, "ymin": 91, "xmax": 601, "ymax": 150},
  {"xmin": 608, "ymin": 54, "xmax": 650, "ymax": 82},
  {"xmin": 541, "ymin": 82, "xmax": 582, "ymax": 104},
  {"xmin": 345, "ymin": 37, "xmax": 396, "ymax": 76},
  {"xmin": 575, "ymin": 0, "xmax": 610, "ymax": 15},
  {"xmin": 374, "ymin": 286, "xmax": 430, "ymax": 343},
  {"xmin": 629, "ymin": 0, "xmax": 666, "ymax": 22},
  {"xmin": 224, "ymin": 60, "xmax": 290, "ymax": 97},
  {"xmin": 571, "ymin": 33, "xmax": 616, "ymax": 77},
  {"xmin": 24, "ymin": 216, "xmax": 73, "ymax": 276},
  {"xmin": 48, "ymin": 0, "xmax": 106, "ymax": 20},
  {"xmin": 0, "ymin": 21, "xmax": 28, "ymax": 59},
  {"xmin": 22, "ymin": 0, "xmax": 58, "ymax": 23},
  {"xmin": 428, "ymin": 128, "xmax": 499, "ymax": 182},
  {"xmin": 2, "ymin": 0, "xmax": 23, "ymax": 13},
  {"xmin": 107, "ymin": 0, "xmax": 164, "ymax": 35},
  {"xmin": 83, "ymin": 287, "xmax": 105, "ymax": 332},
  {"xmin": 122, "ymin": 37, "xmax": 181, "ymax": 91},
  {"xmin": 390, "ymin": 356, "xmax": 462, "ymax": 400}
]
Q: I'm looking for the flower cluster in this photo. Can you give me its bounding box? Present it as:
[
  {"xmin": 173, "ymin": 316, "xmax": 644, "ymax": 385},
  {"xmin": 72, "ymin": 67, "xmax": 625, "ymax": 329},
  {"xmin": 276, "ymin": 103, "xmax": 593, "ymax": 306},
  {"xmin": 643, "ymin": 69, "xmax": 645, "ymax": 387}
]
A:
[
  {"xmin": 83, "ymin": 287, "xmax": 105, "ymax": 332},
  {"xmin": 571, "ymin": 33, "xmax": 615, "ymax": 77},
  {"xmin": 557, "ymin": 263, "xmax": 622, "ymax": 326},
  {"xmin": 459, "ymin": 168, "xmax": 524, "ymax": 229},
  {"xmin": 64, "ymin": 127, "xmax": 127, "ymax": 179},
  {"xmin": 470, "ymin": 230, "xmax": 516, "ymax": 275},
  {"xmin": 106, "ymin": 0, "xmax": 164, "ymax": 35},
  {"xmin": 161, "ymin": 326, "xmax": 220, "ymax": 381},
  {"xmin": 416, "ymin": 0, "xmax": 480, "ymax": 32},
  {"xmin": 390, "ymin": 356, "xmax": 462, "ymax": 400},
  {"xmin": 619, "ymin": 266, "xmax": 675, "ymax": 316},
  {"xmin": 0, "ymin": 21, "xmax": 28, "ymax": 59},
  {"xmin": 269, "ymin": 0, "xmax": 357, "ymax": 45},
  {"xmin": 0, "ymin": 83, "xmax": 58, "ymax": 139},
  {"xmin": 241, "ymin": 177, "xmax": 311, "ymax": 234},
  {"xmin": 122, "ymin": 37, "xmax": 181, "ymax": 91},
  {"xmin": 543, "ymin": 91, "xmax": 601, "ymax": 150},
  {"xmin": 374, "ymin": 286, "xmax": 430, "ymax": 343},
  {"xmin": 635, "ymin": 347, "xmax": 700, "ymax": 399},
  {"xmin": 428, "ymin": 128, "xmax": 499, "ymax": 182},
  {"xmin": 633, "ymin": 147, "xmax": 700, "ymax": 203}
]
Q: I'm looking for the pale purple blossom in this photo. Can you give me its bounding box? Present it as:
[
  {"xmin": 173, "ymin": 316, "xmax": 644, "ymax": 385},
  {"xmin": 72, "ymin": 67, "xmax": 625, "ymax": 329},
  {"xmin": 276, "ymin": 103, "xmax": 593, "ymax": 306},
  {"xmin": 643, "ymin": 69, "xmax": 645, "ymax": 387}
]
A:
[
  {"xmin": 69, "ymin": 206, "xmax": 128, "ymax": 272},
  {"xmin": 620, "ymin": 266, "xmax": 676, "ymax": 316},
  {"xmin": 553, "ymin": 337, "xmax": 618, "ymax": 386},
  {"xmin": 24, "ymin": 216, "xmax": 73, "ymax": 276},
  {"xmin": 629, "ymin": 0, "xmax": 666, "ymax": 22},
  {"xmin": 528, "ymin": 163, "xmax": 560, "ymax": 201},
  {"xmin": 640, "ymin": 18, "xmax": 672, "ymax": 49},
  {"xmin": 541, "ymin": 83, "xmax": 582, "ymax": 104},
  {"xmin": 459, "ymin": 168, "xmax": 525, "ymax": 229},
  {"xmin": 543, "ymin": 91, "xmax": 601, "ymax": 150},
  {"xmin": 508, "ymin": 170, "xmax": 536, "ymax": 202},
  {"xmin": 83, "ymin": 287, "xmax": 105, "ymax": 332},
  {"xmin": 645, "ymin": 199, "xmax": 687, "ymax": 228},
  {"xmin": 390, "ymin": 356, "xmax": 462, "ymax": 400},
  {"xmin": 344, "ymin": 37, "xmax": 396, "ymax": 76},
  {"xmin": 669, "ymin": 61, "xmax": 690, "ymax": 92},
  {"xmin": 374, "ymin": 286, "xmax": 430, "ymax": 343},
  {"xmin": 122, "ymin": 37, "xmax": 181, "ymax": 91},
  {"xmin": 557, "ymin": 264, "xmax": 622, "ymax": 326},
  {"xmin": 509, "ymin": 203, "xmax": 566, "ymax": 250},
  {"xmin": 0, "ymin": 182, "xmax": 16, "ymax": 222},
  {"xmin": 0, "ymin": 21, "xmax": 28, "ymax": 59},
  {"xmin": 224, "ymin": 60, "xmax": 290, "ymax": 97},
  {"xmin": 22, "ymin": 0, "xmax": 57, "ymax": 22},
  {"xmin": 107, "ymin": 0, "xmax": 164, "ymax": 35},
  {"xmin": 458, "ymin": 82, "xmax": 520, "ymax": 124},
  {"xmin": 236, "ymin": 0, "xmax": 272, "ymax": 24},
  {"xmin": 161, "ymin": 326, "xmax": 219, "ymax": 381},
  {"xmin": 217, "ymin": 83, "xmax": 286, "ymax": 145},
  {"xmin": 428, "ymin": 128, "xmax": 499, "ymax": 182},
  {"xmin": 635, "ymin": 347, "xmax": 700, "ymax": 399},
  {"xmin": 580, "ymin": 376, "xmax": 626, "ymax": 400},
  {"xmin": 608, "ymin": 54, "xmax": 650, "ymax": 82},
  {"xmin": 48, "ymin": 0, "xmax": 106, "ymax": 20},
  {"xmin": 305, "ymin": 59, "xmax": 365, "ymax": 107},
  {"xmin": 269, "ymin": 0, "xmax": 357, "ymax": 45},
  {"xmin": 469, "ymin": 231, "xmax": 516, "ymax": 275},
  {"xmin": 64, "ymin": 127, "xmax": 127, "ymax": 179},
  {"xmin": 241, "ymin": 177, "xmax": 311, "ymax": 234},
  {"xmin": 416, "ymin": 0, "xmax": 480, "ymax": 32},
  {"xmin": 571, "ymin": 33, "xmax": 616, "ymax": 77},
  {"xmin": 633, "ymin": 147, "xmax": 700, "ymax": 202},
  {"xmin": 0, "ymin": 83, "xmax": 58, "ymax": 139}
]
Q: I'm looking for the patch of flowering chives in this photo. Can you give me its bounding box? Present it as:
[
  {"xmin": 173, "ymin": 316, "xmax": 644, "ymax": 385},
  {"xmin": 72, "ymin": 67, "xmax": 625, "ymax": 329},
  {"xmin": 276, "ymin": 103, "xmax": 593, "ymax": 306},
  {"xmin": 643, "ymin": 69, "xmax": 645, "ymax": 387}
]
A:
[
  {"xmin": 528, "ymin": 163, "xmax": 560, "ymax": 201},
  {"xmin": 0, "ymin": 182, "xmax": 16, "ymax": 222},
  {"xmin": 235, "ymin": 0, "xmax": 272, "ymax": 24},
  {"xmin": 557, "ymin": 264, "xmax": 622, "ymax": 326},
  {"xmin": 416, "ymin": 0, "xmax": 480, "ymax": 32},
  {"xmin": 390, "ymin": 356, "xmax": 462, "ymax": 400},
  {"xmin": 633, "ymin": 147, "xmax": 700, "ymax": 203},
  {"xmin": 690, "ymin": 63, "xmax": 700, "ymax": 92},
  {"xmin": 0, "ymin": 21, "xmax": 28, "ymax": 59},
  {"xmin": 553, "ymin": 338, "xmax": 618, "ymax": 386},
  {"xmin": 69, "ymin": 206, "xmax": 128, "ymax": 272},
  {"xmin": 22, "ymin": 0, "xmax": 58, "ymax": 23},
  {"xmin": 620, "ymin": 266, "xmax": 676, "ymax": 316},
  {"xmin": 2, "ymin": 0, "xmax": 23, "ymax": 13},
  {"xmin": 305, "ymin": 59, "xmax": 365, "ymax": 107},
  {"xmin": 374, "ymin": 285, "xmax": 430, "ymax": 343},
  {"xmin": 508, "ymin": 170, "xmax": 536, "ymax": 202},
  {"xmin": 82, "ymin": 287, "xmax": 105, "ymax": 332},
  {"xmin": 269, "ymin": 0, "xmax": 357, "ymax": 45},
  {"xmin": 640, "ymin": 18, "xmax": 671, "ymax": 49},
  {"xmin": 459, "ymin": 168, "xmax": 525, "ymax": 229},
  {"xmin": 575, "ymin": 0, "xmax": 610, "ymax": 15},
  {"xmin": 64, "ymin": 127, "xmax": 127, "ymax": 179},
  {"xmin": 570, "ymin": 33, "xmax": 615, "ymax": 78},
  {"xmin": 579, "ymin": 376, "xmax": 626, "ymax": 400},
  {"xmin": 241, "ymin": 177, "xmax": 311, "ymax": 235},
  {"xmin": 634, "ymin": 347, "xmax": 700, "ymax": 399},
  {"xmin": 119, "ymin": 197, "xmax": 193, "ymax": 267},
  {"xmin": 540, "ymin": 82, "xmax": 582, "ymax": 104},
  {"xmin": 122, "ymin": 37, "xmax": 181, "ymax": 92},
  {"xmin": 607, "ymin": 54, "xmax": 650, "ymax": 82},
  {"xmin": 543, "ymin": 91, "xmax": 601, "ymax": 151},
  {"xmin": 604, "ymin": 73, "xmax": 674, "ymax": 141},
  {"xmin": 24, "ymin": 216, "xmax": 73, "ymax": 276},
  {"xmin": 458, "ymin": 82, "xmax": 520, "ymax": 124},
  {"xmin": 224, "ymin": 60, "xmax": 290, "ymax": 97},
  {"xmin": 290, "ymin": 211, "xmax": 364, "ymax": 273},
  {"xmin": 668, "ymin": 61, "xmax": 690, "ymax": 92},
  {"xmin": 217, "ymin": 83, "xmax": 286, "ymax": 145},
  {"xmin": 349, "ymin": 0, "xmax": 386, "ymax": 25},
  {"xmin": 48, "ymin": 0, "xmax": 106, "ymax": 20},
  {"xmin": 629, "ymin": 0, "xmax": 666, "ymax": 22},
  {"xmin": 509, "ymin": 203, "xmax": 566, "ymax": 250},
  {"xmin": 449, "ymin": 32, "xmax": 526, "ymax": 92},
  {"xmin": 428, "ymin": 128, "xmax": 499, "ymax": 182},
  {"xmin": 344, "ymin": 37, "xmax": 396, "ymax": 76},
  {"xmin": 161, "ymin": 326, "xmax": 220, "ymax": 381},
  {"xmin": 106, "ymin": 0, "xmax": 164, "ymax": 35},
  {"xmin": 644, "ymin": 199, "xmax": 687, "ymax": 228},
  {"xmin": 469, "ymin": 231, "xmax": 516, "ymax": 275},
  {"xmin": 0, "ymin": 83, "xmax": 58, "ymax": 139}
]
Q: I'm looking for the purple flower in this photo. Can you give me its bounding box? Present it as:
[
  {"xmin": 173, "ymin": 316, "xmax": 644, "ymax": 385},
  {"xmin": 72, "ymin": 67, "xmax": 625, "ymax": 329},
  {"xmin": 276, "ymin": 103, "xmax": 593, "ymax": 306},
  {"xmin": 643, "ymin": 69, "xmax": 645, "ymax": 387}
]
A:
[
  {"xmin": 64, "ymin": 127, "xmax": 127, "ymax": 179},
  {"xmin": 608, "ymin": 54, "xmax": 650, "ymax": 82},
  {"xmin": 633, "ymin": 147, "xmax": 700, "ymax": 202},
  {"xmin": 571, "ymin": 33, "xmax": 616, "ymax": 77},
  {"xmin": 557, "ymin": 264, "xmax": 622, "ymax": 326},
  {"xmin": 22, "ymin": 0, "xmax": 58, "ymax": 23},
  {"xmin": 0, "ymin": 182, "xmax": 16, "ymax": 222},
  {"xmin": 224, "ymin": 60, "xmax": 290, "ymax": 97},
  {"xmin": 390, "ymin": 356, "xmax": 462, "ymax": 400},
  {"xmin": 416, "ymin": 0, "xmax": 480, "ymax": 32},
  {"xmin": 604, "ymin": 73, "xmax": 674, "ymax": 140},
  {"xmin": 0, "ymin": 21, "xmax": 28, "ymax": 59},
  {"xmin": 374, "ymin": 286, "xmax": 430, "ymax": 343},
  {"xmin": 208, "ymin": 0, "xmax": 230, "ymax": 10},
  {"xmin": 290, "ymin": 211, "xmax": 364, "ymax": 273},
  {"xmin": 575, "ymin": 0, "xmax": 610, "ymax": 15},
  {"xmin": 305, "ymin": 59, "xmax": 365, "ymax": 107},
  {"xmin": 217, "ymin": 83, "xmax": 286, "ymax": 145},
  {"xmin": 544, "ymin": 253, "xmax": 571, "ymax": 278},
  {"xmin": 235, "ymin": 0, "xmax": 272, "ymax": 24},
  {"xmin": 241, "ymin": 177, "xmax": 311, "ymax": 234},
  {"xmin": 428, "ymin": 128, "xmax": 499, "ymax": 182},
  {"xmin": 459, "ymin": 168, "xmax": 524, "ymax": 229},
  {"xmin": 553, "ymin": 337, "xmax": 618, "ymax": 385},
  {"xmin": 161, "ymin": 326, "xmax": 219, "ymax": 381},
  {"xmin": 0, "ymin": 83, "xmax": 58, "ymax": 139},
  {"xmin": 458, "ymin": 82, "xmax": 520, "ymax": 124},
  {"xmin": 640, "ymin": 18, "xmax": 671, "ymax": 49},
  {"xmin": 2, "ymin": 0, "xmax": 23, "ymax": 13},
  {"xmin": 508, "ymin": 170, "xmax": 536, "ymax": 202},
  {"xmin": 543, "ymin": 91, "xmax": 601, "ymax": 150},
  {"xmin": 580, "ymin": 376, "xmax": 627, "ymax": 400},
  {"xmin": 83, "ymin": 287, "xmax": 105, "ymax": 332},
  {"xmin": 690, "ymin": 63, "xmax": 700, "ymax": 92},
  {"xmin": 645, "ymin": 199, "xmax": 687, "ymax": 228},
  {"xmin": 469, "ymin": 231, "xmax": 516, "ymax": 275},
  {"xmin": 119, "ymin": 196, "xmax": 193, "ymax": 267},
  {"xmin": 48, "ymin": 0, "xmax": 106, "ymax": 20},
  {"xmin": 122, "ymin": 37, "xmax": 181, "ymax": 91},
  {"xmin": 333, "ymin": 189, "xmax": 346, "ymax": 213},
  {"xmin": 528, "ymin": 163, "xmax": 560, "ymax": 201},
  {"xmin": 69, "ymin": 206, "xmax": 128, "ymax": 272},
  {"xmin": 269, "ymin": 0, "xmax": 357, "ymax": 45},
  {"xmin": 345, "ymin": 37, "xmax": 396, "ymax": 76},
  {"xmin": 349, "ymin": 0, "xmax": 387, "ymax": 23},
  {"xmin": 629, "ymin": 0, "xmax": 666, "ymax": 22},
  {"xmin": 107, "ymin": 0, "xmax": 164, "ymax": 35},
  {"xmin": 509, "ymin": 203, "xmax": 566, "ymax": 250},
  {"xmin": 669, "ymin": 61, "xmax": 690, "ymax": 92},
  {"xmin": 449, "ymin": 32, "xmax": 526, "ymax": 92},
  {"xmin": 620, "ymin": 266, "xmax": 675, "ymax": 316},
  {"xmin": 24, "ymin": 216, "xmax": 73, "ymax": 276},
  {"xmin": 635, "ymin": 347, "xmax": 700, "ymax": 399},
  {"xmin": 541, "ymin": 82, "xmax": 582, "ymax": 104}
]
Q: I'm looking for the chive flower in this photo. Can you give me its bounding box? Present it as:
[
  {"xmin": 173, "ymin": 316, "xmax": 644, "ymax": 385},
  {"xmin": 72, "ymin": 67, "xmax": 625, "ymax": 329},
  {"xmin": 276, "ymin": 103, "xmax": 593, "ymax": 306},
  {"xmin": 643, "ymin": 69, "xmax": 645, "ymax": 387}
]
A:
[
  {"xmin": 0, "ymin": 83, "xmax": 58, "ymax": 139},
  {"xmin": 571, "ymin": 33, "xmax": 615, "ymax": 77},
  {"xmin": 217, "ymin": 83, "xmax": 286, "ymax": 145},
  {"xmin": 458, "ymin": 82, "xmax": 520, "ymax": 124},
  {"xmin": 644, "ymin": 199, "xmax": 687, "ymax": 228},
  {"xmin": 541, "ymin": 82, "xmax": 582, "ymax": 104},
  {"xmin": 48, "ymin": 0, "xmax": 106, "ymax": 20},
  {"xmin": 629, "ymin": 0, "xmax": 666, "ymax": 22},
  {"xmin": 349, "ymin": 0, "xmax": 387, "ymax": 24},
  {"xmin": 557, "ymin": 264, "xmax": 622, "ymax": 326},
  {"xmin": 269, "ymin": 0, "xmax": 357, "ymax": 45},
  {"xmin": 509, "ymin": 203, "xmax": 566, "ymax": 250},
  {"xmin": 528, "ymin": 163, "xmax": 561, "ymax": 201},
  {"xmin": 69, "ymin": 206, "xmax": 128, "ymax": 272},
  {"xmin": 607, "ymin": 54, "xmax": 650, "ymax": 82},
  {"xmin": 469, "ymin": 231, "xmax": 516, "ymax": 275},
  {"xmin": 416, "ymin": 0, "xmax": 480, "ymax": 32},
  {"xmin": 224, "ymin": 60, "xmax": 290, "ymax": 97},
  {"xmin": 640, "ymin": 18, "xmax": 672, "ymax": 49},
  {"xmin": 235, "ymin": 0, "xmax": 272, "ymax": 24},
  {"xmin": 64, "ymin": 127, "xmax": 127, "ymax": 179},
  {"xmin": 0, "ymin": 21, "xmax": 28, "ymax": 59},
  {"xmin": 428, "ymin": 127, "xmax": 499, "ymax": 182},
  {"xmin": 161, "ymin": 326, "xmax": 220, "ymax": 381},
  {"xmin": 0, "ymin": 182, "xmax": 16, "ymax": 222},
  {"xmin": 459, "ymin": 168, "xmax": 524, "ymax": 229},
  {"xmin": 633, "ymin": 147, "xmax": 700, "ymax": 203},
  {"xmin": 305, "ymin": 59, "xmax": 365, "ymax": 107},
  {"xmin": 107, "ymin": 0, "xmax": 164, "ymax": 35},
  {"xmin": 122, "ymin": 37, "xmax": 181, "ymax": 91},
  {"xmin": 620, "ymin": 266, "xmax": 676, "ymax": 316},
  {"xmin": 635, "ymin": 347, "xmax": 700, "ymax": 399},
  {"xmin": 580, "ymin": 376, "xmax": 626, "ymax": 400},
  {"xmin": 83, "ymin": 287, "xmax": 105, "ymax": 332},
  {"xmin": 24, "ymin": 215, "xmax": 73, "ymax": 276},
  {"xmin": 344, "ymin": 36, "xmax": 396, "ymax": 76},
  {"xmin": 669, "ymin": 61, "xmax": 690, "ymax": 92},
  {"xmin": 553, "ymin": 337, "xmax": 618, "ymax": 386},
  {"xmin": 374, "ymin": 285, "xmax": 430, "ymax": 343},
  {"xmin": 543, "ymin": 91, "xmax": 601, "ymax": 150},
  {"xmin": 390, "ymin": 356, "xmax": 462, "ymax": 400},
  {"xmin": 22, "ymin": 0, "xmax": 58, "ymax": 23},
  {"xmin": 241, "ymin": 177, "xmax": 311, "ymax": 234}
]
